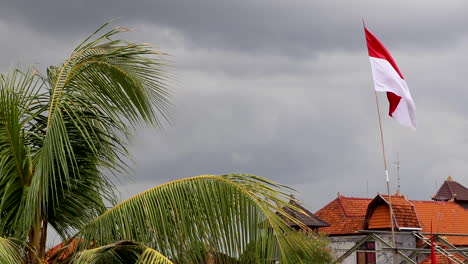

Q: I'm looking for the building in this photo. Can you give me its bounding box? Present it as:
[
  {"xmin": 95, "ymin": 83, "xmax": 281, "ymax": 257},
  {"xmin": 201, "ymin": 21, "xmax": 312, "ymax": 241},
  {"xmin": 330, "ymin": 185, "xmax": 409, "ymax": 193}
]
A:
[{"xmin": 315, "ymin": 177, "xmax": 468, "ymax": 264}]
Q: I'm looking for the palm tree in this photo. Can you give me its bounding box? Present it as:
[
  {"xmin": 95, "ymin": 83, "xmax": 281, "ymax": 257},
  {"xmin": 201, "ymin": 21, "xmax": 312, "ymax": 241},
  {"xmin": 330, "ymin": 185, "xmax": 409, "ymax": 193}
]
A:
[{"xmin": 0, "ymin": 23, "xmax": 331, "ymax": 263}]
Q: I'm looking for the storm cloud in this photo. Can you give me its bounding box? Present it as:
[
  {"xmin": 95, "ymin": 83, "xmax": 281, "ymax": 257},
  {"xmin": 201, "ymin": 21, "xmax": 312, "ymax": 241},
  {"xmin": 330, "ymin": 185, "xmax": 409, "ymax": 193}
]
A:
[{"xmin": 2, "ymin": 0, "xmax": 468, "ymax": 215}]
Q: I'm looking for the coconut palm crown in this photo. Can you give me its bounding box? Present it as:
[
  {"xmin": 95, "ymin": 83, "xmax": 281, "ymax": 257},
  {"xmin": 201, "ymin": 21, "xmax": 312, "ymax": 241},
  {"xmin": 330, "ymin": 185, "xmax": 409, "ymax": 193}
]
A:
[{"xmin": 0, "ymin": 23, "xmax": 331, "ymax": 264}]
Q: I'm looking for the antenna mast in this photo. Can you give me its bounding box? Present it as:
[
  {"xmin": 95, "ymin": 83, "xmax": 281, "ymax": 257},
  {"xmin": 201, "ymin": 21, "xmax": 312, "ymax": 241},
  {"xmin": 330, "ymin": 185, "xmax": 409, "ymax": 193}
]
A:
[{"xmin": 395, "ymin": 153, "xmax": 400, "ymax": 194}]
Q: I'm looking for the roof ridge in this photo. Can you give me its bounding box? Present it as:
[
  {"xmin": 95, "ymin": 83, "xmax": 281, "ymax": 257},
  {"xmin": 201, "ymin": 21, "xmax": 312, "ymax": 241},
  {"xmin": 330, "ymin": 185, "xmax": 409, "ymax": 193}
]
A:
[
  {"xmin": 315, "ymin": 197, "xmax": 340, "ymax": 215},
  {"xmin": 446, "ymin": 180, "xmax": 454, "ymax": 195},
  {"xmin": 337, "ymin": 196, "xmax": 349, "ymax": 216},
  {"xmin": 403, "ymin": 195, "xmax": 422, "ymax": 228},
  {"xmin": 452, "ymin": 180, "xmax": 468, "ymax": 190},
  {"xmin": 410, "ymin": 200, "xmax": 449, "ymax": 203},
  {"xmin": 433, "ymin": 181, "xmax": 451, "ymax": 201},
  {"xmin": 375, "ymin": 194, "xmax": 400, "ymax": 229},
  {"xmin": 339, "ymin": 196, "xmax": 373, "ymax": 200}
]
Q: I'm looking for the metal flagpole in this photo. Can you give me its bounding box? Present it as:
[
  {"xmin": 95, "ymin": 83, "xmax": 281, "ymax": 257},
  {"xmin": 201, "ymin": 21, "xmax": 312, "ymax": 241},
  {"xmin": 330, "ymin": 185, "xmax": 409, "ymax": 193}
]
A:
[{"xmin": 373, "ymin": 91, "xmax": 397, "ymax": 261}]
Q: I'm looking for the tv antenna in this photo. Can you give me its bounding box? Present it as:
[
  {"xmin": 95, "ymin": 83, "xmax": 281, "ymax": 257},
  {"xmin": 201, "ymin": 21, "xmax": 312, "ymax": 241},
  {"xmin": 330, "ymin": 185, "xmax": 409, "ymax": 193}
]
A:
[{"xmin": 394, "ymin": 152, "xmax": 401, "ymax": 194}]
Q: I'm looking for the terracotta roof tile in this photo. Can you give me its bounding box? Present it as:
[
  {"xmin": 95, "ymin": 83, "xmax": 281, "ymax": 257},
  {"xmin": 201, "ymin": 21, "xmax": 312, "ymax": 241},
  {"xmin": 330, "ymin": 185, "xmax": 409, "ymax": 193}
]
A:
[
  {"xmin": 45, "ymin": 239, "xmax": 80, "ymax": 263},
  {"xmin": 366, "ymin": 195, "xmax": 421, "ymax": 230},
  {"xmin": 316, "ymin": 194, "xmax": 468, "ymax": 245},
  {"xmin": 412, "ymin": 200, "xmax": 468, "ymax": 245},
  {"xmin": 315, "ymin": 196, "xmax": 372, "ymax": 235},
  {"xmin": 340, "ymin": 197, "xmax": 371, "ymax": 217}
]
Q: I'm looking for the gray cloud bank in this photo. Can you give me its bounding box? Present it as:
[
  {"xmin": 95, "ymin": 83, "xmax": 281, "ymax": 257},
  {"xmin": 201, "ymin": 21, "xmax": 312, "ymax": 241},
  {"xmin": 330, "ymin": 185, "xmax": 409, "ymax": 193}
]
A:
[
  {"xmin": 2, "ymin": 0, "xmax": 468, "ymax": 211},
  {"xmin": 3, "ymin": 0, "xmax": 468, "ymax": 55}
]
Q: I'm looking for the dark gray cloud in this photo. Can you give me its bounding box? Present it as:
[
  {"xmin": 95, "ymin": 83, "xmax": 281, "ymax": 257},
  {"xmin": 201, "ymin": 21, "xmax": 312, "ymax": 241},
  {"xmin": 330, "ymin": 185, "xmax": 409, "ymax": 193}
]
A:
[
  {"xmin": 2, "ymin": 0, "xmax": 468, "ymax": 213},
  {"xmin": 2, "ymin": 0, "xmax": 468, "ymax": 57}
]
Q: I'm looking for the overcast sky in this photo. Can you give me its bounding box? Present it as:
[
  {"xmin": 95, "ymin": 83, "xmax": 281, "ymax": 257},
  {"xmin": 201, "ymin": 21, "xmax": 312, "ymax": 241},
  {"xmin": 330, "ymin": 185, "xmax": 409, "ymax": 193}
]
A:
[{"xmin": 2, "ymin": 0, "xmax": 468, "ymax": 214}]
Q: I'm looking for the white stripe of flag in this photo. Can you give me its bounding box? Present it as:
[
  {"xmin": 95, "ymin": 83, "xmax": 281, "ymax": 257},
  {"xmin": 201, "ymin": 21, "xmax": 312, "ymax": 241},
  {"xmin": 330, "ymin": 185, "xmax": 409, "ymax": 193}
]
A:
[{"xmin": 365, "ymin": 26, "xmax": 416, "ymax": 129}]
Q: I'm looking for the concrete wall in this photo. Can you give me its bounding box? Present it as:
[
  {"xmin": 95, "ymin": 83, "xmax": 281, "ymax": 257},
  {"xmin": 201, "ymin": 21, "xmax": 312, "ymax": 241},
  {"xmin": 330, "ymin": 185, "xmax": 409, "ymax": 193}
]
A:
[
  {"xmin": 329, "ymin": 232, "xmax": 417, "ymax": 264},
  {"xmin": 375, "ymin": 233, "xmax": 416, "ymax": 263},
  {"xmin": 329, "ymin": 235, "xmax": 367, "ymax": 264}
]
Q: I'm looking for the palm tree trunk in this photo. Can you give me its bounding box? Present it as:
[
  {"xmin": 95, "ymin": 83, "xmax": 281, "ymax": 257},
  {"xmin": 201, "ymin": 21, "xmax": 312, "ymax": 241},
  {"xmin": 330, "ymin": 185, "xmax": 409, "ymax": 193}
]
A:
[
  {"xmin": 28, "ymin": 210, "xmax": 42, "ymax": 264},
  {"xmin": 38, "ymin": 220, "xmax": 48, "ymax": 260},
  {"xmin": 27, "ymin": 229, "xmax": 36, "ymax": 264},
  {"xmin": 207, "ymin": 248, "xmax": 215, "ymax": 264}
]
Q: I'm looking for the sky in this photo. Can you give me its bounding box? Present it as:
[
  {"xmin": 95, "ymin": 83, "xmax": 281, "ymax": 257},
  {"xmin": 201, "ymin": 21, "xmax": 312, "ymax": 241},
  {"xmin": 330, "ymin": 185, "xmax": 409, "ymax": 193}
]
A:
[{"xmin": 2, "ymin": 0, "xmax": 468, "ymax": 216}]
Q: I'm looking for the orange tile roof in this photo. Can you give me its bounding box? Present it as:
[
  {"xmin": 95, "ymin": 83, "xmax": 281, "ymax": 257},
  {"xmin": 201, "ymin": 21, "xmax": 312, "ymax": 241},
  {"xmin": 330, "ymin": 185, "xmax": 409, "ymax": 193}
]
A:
[
  {"xmin": 366, "ymin": 195, "xmax": 421, "ymax": 230},
  {"xmin": 340, "ymin": 196, "xmax": 371, "ymax": 217},
  {"xmin": 315, "ymin": 196, "xmax": 372, "ymax": 235},
  {"xmin": 367, "ymin": 203, "xmax": 391, "ymax": 229},
  {"xmin": 412, "ymin": 200, "xmax": 468, "ymax": 245},
  {"xmin": 316, "ymin": 194, "xmax": 468, "ymax": 245},
  {"xmin": 45, "ymin": 239, "xmax": 80, "ymax": 263}
]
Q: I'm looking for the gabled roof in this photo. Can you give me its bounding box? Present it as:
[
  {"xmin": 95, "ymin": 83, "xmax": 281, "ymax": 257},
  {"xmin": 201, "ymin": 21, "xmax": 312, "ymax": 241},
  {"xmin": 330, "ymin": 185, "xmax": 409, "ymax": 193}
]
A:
[
  {"xmin": 433, "ymin": 176, "xmax": 468, "ymax": 202},
  {"xmin": 365, "ymin": 195, "xmax": 421, "ymax": 230},
  {"xmin": 315, "ymin": 196, "xmax": 372, "ymax": 235},
  {"xmin": 279, "ymin": 200, "xmax": 330, "ymax": 228}
]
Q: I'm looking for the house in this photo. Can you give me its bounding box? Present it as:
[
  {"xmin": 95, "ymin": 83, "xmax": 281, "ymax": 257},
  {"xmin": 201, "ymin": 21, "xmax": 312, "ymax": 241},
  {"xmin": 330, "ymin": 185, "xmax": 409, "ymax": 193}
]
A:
[{"xmin": 315, "ymin": 177, "xmax": 468, "ymax": 264}]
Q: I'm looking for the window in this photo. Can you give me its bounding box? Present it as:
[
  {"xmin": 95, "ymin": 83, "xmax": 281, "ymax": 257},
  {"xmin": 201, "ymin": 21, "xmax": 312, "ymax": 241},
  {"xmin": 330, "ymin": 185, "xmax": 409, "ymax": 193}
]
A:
[{"xmin": 357, "ymin": 241, "xmax": 376, "ymax": 264}]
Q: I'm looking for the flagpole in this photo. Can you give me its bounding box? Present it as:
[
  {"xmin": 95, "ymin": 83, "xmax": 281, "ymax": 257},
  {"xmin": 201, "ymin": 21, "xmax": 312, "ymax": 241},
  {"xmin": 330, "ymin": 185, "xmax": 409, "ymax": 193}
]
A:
[{"xmin": 373, "ymin": 90, "xmax": 397, "ymax": 256}]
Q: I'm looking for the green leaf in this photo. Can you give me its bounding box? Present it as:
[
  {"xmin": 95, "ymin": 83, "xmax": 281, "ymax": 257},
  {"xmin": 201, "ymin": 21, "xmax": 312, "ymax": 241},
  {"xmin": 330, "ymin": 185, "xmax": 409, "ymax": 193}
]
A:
[
  {"xmin": 78, "ymin": 174, "xmax": 319, "ymax": 263},
  {"xmin": 0, "ymin": 237, "xmax": 23, "ymax": 264},
  {"xmin": 72, "ymin": 241, "xmax": 173, "ymax": 264},
  {"xmin": 23, "ymin": 23, "xmax": 172, "ymax": 240}
]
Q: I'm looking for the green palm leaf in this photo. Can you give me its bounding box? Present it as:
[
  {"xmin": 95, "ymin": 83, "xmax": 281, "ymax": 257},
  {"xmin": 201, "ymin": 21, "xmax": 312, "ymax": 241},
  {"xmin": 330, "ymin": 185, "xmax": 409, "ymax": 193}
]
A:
[
  {"xmin": 0, "ymin": 69, "xmax": 46, "ymax": 237},
  {"xmin": 72, "ymin": 241, "xmax": 173, "ymax": 264},
  {"xmin": 78, "ymin": 174, "xmax": 317, "ymax": 263},
  {"xmin": 0, "ymin": 237, "xmax": 23, "ymax": 264},
  {"xmin": 22, "ymin": 23, "xmax": 172, "ymax": 242},
  {"xmin": 0, "ymin": 23, "xmax": 331, "ymax": 264},
  {"xmin": 136, "ymin": 248, "xmax": 174, "ymax": 264}
]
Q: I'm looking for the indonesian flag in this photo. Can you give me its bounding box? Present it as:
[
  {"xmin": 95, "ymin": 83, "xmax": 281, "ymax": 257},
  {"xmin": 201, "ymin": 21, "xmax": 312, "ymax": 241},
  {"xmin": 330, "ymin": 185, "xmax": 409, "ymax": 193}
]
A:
[{"xmin": 365, "ymin": 27, "xmax": 416, "ymax": 129}]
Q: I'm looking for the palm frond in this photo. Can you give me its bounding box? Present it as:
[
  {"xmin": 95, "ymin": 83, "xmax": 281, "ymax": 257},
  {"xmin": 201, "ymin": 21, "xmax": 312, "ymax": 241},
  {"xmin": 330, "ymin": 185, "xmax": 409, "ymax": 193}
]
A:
[
  {"xmin": 77, "ymin": 174, "xmax": 318, "ymax": 263},
  {"xmin": 0, "ymin": 237, "xmax": 23, "ymax": 264},
  {"xmin": 72, "ymin": 241, "xmax": 173, "ymax": 264},
  {"xmin": 0, "ymin": 69, "xmax": 46, "ymax": 237},
  {"xmin": 136, "ymin": 247, "xmax": 174, "ymax": 264},
  {"xmin": 24, "ymin": 23, "xmax": 172, "ymax": 237}
]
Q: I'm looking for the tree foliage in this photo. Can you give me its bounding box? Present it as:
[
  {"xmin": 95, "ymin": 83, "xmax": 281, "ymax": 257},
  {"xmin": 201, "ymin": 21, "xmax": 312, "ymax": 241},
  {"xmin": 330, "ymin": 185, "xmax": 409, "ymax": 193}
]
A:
[{"xmin": 0, "ymin": 23, "xmax": 332, "ymax": 263}]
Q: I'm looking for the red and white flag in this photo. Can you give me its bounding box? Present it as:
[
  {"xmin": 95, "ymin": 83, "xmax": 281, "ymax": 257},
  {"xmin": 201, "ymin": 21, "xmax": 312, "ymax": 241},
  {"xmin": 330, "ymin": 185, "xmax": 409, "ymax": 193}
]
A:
[{"xmin": 365, "ymin": 26, "xmax": 416, "ymax": 129}]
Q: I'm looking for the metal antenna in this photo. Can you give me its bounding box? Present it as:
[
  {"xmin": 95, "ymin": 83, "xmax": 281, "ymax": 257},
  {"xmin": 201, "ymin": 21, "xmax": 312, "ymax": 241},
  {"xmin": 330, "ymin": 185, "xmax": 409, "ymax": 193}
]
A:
[{"xmin": 394, "ymin": 152, "xmax": 401, "ymax": 194}]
